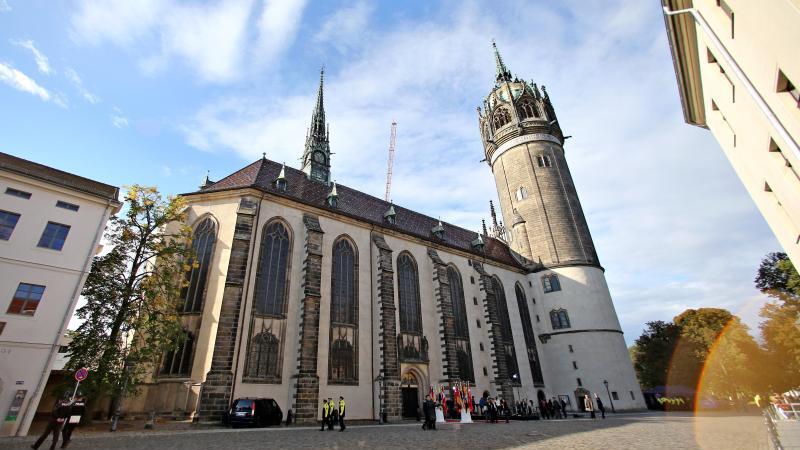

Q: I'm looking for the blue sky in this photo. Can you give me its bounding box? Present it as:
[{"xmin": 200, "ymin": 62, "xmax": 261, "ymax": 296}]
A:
[{"xmin": 0, "ymin": 0, "xmax": 780, "ymax": 344}]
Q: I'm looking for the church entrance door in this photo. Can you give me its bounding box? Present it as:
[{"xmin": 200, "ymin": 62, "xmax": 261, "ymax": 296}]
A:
[
  {"xmin": 574, "ymin": 388, "xmax": 590, "ymax": 411},
  {"xmin": 402, "ymin": 387, "xmax": 419, "ymax": 418}
]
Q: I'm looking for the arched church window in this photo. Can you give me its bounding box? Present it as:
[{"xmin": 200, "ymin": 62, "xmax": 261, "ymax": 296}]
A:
[
  {"xmin": 161, "ymin": 331, "xmax": 194, "ymax": 376},
  {"xmin": 245, "ymin": 219, "xmax": 292, "ymax": 382},
  {"xmin": 515, "ymin": 186, "xmax": 528, "ymax": 201},
  {"xmin": 550, "ymin": 308, "xmax": 571, "ymax": 330},
  {"xmin": 181, "ymin": 217, "xmax": 217, "ymax": 313},
  {"xmin": 493, "ymin": 108, "xmax": 511, "ymax": 129},
  {"xmin": 329, "ymin": 237, "xmax": 358, "ymax": 383},
  {"xmin": 542, "ymin": 273, "xmax": 561, "ymax": 293},
  {"xmin": 519, "ymin": 101, "xmax": 539, "ymax": 119},
  {"xmin": 253, "ymin": 221, "xmax": 291, "ymax": 316},
  {"xmin": 246, "ymin": 331, "xmax": 280, "ymax": 378},
  {"xmin": 515, "ymin": 283, "xmax": 544, "ymax": 385},
  {"xmin": 492, "ymin": 276, "xmax": 519, "ymax": 381},
  {"xmin": 398, "ymin": 253, "xmax": 423, "ymax": 334},
  {"xmin": 448, "ymin": 266, "xmax": 474, "ymax": 382}
]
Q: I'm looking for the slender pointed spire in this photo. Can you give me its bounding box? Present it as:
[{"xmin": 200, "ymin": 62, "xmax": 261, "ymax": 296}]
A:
[
  {"xmin": 482, "ymin": 219, "xmax": 488, "ymax": 236},
  {"xmin": 311, "ymin": 67, "xmax": 326, "ymax": 137},
  {"xmin": 489, "ymin": 200, "xmax": 498, "ymax": 227},
  {"xmin": 302, "ymin": 67, "xmax": 332, "ymax": 183},
  {"xmin": 492, "ymin": 40, "xmax": 512, "ymax": 83}
]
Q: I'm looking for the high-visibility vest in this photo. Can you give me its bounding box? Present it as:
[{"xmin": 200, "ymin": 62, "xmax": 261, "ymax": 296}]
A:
[
  {"xmin": 322, "ymin": 402, "xmax": 329, "ymax": 417},
  {"xmin": 329, "ymin": 400, "xmax": 335, "ymax": 414},
  {"xmin": 339, "ymin": 399, "xmax": 346, "ymax": 415}
]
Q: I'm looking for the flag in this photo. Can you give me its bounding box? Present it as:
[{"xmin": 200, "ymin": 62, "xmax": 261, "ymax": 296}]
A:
[
  {"xmin": 440, "ymin": 386, "xmax": 448, "ymax": 417},
  {"xmin": 454, "ymin": 385, "xmax": 463, "ymax": 411}
]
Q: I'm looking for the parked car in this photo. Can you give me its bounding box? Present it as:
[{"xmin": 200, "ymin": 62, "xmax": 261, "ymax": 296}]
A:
[{"xmin": 228, "ymin": 398, "xmax": 283, "ymax": 428}]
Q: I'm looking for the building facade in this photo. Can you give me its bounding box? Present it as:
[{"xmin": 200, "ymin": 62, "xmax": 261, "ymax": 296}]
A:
[
  {"xmin": 0, "ymin": 153, "xmax": 120, "ymax": 436},
  {"xmin": 132, "ymin": 47, "xmax": 645, "ymax": 423},
  {"xmin": 662, "ymin": 0, "xmax": 800, "ymax": 264}
]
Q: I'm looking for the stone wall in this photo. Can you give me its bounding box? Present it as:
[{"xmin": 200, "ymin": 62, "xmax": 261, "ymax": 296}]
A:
[
  {"xmin": 427, "ymin": 248, "xmax": 459, "ymax": 383},
  {"xmin": 473, "ymin": 260, "xmax": 514, "ymax": 403},
  {"xmin": 372, "ymin": 233, "xmax": 402, "ymax": 421}
]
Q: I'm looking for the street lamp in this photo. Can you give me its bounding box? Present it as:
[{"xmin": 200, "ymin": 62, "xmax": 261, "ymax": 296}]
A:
[
  {"xmin": 374, "ymin": 375, "xmax": 385, "ymax": 424},
  {"xmin": 511, "ymin": 374, "xmax": 520, "ymax": 402},
  {"xmin": 603, "ymin": 380, "xmax": 616, "ymax": 413}
]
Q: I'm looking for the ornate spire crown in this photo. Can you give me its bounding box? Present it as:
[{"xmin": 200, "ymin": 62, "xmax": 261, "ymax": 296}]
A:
[
  {"xmin": 493, "ymin": 40, "xmax": 512, "ymax": 83},
  {"xmin": 302, "ymin": 67, "xmax": 332, "ymax": 183}
]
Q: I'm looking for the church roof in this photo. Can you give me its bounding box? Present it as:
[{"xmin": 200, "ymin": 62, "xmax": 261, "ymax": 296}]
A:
[{"xmin": 188, "ymin": 157, "xmax": 526, "ymax": 270}]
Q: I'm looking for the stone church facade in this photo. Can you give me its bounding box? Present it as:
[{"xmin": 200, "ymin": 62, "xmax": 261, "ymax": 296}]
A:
[{"xmin": 131, "ymin": 44, "xmax": 645, "ymax": 423}]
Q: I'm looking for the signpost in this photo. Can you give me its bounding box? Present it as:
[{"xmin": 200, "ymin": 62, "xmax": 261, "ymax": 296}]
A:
[{"xmin": 72, "ymin": 368, "xmax": 88, "ymax": 401}]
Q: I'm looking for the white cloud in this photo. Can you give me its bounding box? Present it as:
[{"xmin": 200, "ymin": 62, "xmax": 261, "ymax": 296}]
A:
[
  {"xmin": 313, "ymin": 1, "xmax": 372, "ymax": 53},
  {"xmin": 111, "ymin": 106, "xmax": 128, "ymax": 128},
  {"xmin": 11, "ymin": 39, "xmax": 52, "ymax": 74},
  {"xmin": 0, "ymin": 0, "xmax": 10, "ymax": 12},
  {"xmin": 64, "ymin": 67, "xmax": 100, "ymax": 104},
  {"xmin": 0, "ymin": 61, "xmax": 52, "ymax": 102},
  {"xmin": 179, "ymin": 0, "xmax": 779, "ymax": 343},
  {"xmin": 70, "ymin": 0, "xmax": 306, "ymax": 83}
]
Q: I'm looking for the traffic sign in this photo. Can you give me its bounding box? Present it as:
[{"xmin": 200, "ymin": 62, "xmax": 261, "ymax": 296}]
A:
[{"xmin": 74, "ymin": 367, "xmax": 89, "ymax": 382}]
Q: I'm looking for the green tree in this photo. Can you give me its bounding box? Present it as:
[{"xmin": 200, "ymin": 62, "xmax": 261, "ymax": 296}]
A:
[
  {"xmin": 755, "ymin": 252, "xmax": 800, "ymax": 392},
  {"xmin": 632, "ymin": 321, "xmax": 680, "ymax": 389},
  {"xmin": 66, "ymin": 186, "xmax": 192, "ymax": 417},
  {"xmin": 673, "ymin": 308, "xmax": 762, "ymax": 398}
]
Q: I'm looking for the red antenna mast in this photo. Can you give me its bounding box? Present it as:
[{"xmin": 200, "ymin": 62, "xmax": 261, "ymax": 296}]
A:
[{"xmin": 384, "ymin": 121, "xmax": 397, "ymax": 202}]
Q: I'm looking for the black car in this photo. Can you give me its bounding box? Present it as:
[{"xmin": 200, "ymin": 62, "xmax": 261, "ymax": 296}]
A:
[{"xmin": 228, "ymin": 398, "xmax": 283, "ymax": 428}]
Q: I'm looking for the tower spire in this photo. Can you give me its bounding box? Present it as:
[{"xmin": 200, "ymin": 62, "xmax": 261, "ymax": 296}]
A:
[
  {"xmin": 301, "ymin": 67, "xmax": 332, "ymax": 183},
  {"xmin": 492, "ymin": 40, "xmax": 512, "ymax": 83}
]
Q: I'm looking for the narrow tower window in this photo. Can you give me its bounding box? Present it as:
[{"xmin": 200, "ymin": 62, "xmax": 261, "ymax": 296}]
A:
[
  {"xmin": 493, "ymin": 108, "xmax": 511, "ymax": 129},
  {"xmin": 550, "ymin": 308, "xmax": 571, "ymax": 330},
  {"xmin": 515, "ymin": 186, "xmax": 528, "ymax": 201},
  {"xmin": 536, "ymin": 155, "xmax": 552, "ymax": 168}
]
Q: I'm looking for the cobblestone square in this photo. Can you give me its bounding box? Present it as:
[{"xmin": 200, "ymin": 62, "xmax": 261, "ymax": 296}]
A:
[{"xmin": 0, "ymin": 413, "xmax": 771, "ymax": 450}]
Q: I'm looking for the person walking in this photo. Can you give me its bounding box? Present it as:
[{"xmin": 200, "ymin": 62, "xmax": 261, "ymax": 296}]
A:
[
  {"xmin": 560, "ymin": 398, "xmax": 567, "ymax": 418},
  {"xmin": 595, "ymin": 394, "xmax": 606, "ymax": 419},
  {"xmin": 584, "ymin": 395, "xmax": 596, "ymax": 419},
  {"xmin": 32, "ymin": 393, "xmax": 70, "ymax": 450},
  {"xmin": 487, "ymin": 398, "xmax": 498, "ymax": 423},
  {"xmin": 320, "ymin": 398, "xmax": 329, "ymax": 431},
  {"xmin": 338, "ymin": 397, "xmax": 346, "ymax": 432},
  {"xmin": 422, "ymin": 395, "xmax": 436, "ymax": 430},
  {"xmin": 327, "ymin": 398, "xmax": 336, "ymax": 430},
  {"xmin": 60, "ymin": 392, "xmax": 86, "ymax": 448}
]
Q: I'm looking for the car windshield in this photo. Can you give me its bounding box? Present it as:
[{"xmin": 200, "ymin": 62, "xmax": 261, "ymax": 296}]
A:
[{"xmin": 234, "ymin": 400, "xmax": 253, "ymax": 411}]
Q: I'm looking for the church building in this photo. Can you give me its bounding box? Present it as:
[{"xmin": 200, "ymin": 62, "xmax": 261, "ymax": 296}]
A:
[{"xmin": 134, "ymin": 43, "xmax": 645, "ymax": 423}]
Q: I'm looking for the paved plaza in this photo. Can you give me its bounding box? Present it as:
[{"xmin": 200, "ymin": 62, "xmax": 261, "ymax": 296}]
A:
[{"xmin": 0, "ymin": 413, "xmax": 771, "ymax": 450}]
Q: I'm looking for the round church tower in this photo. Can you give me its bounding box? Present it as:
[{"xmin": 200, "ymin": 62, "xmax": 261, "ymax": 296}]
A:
[{"xmin": 479, "ymin": 42, "xmax": 645, "ymax": 410}]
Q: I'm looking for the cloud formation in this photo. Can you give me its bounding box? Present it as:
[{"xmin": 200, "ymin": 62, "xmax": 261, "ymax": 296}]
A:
[
  {"xmin": 71, "ymin": 0, "xmax": 308, "ymax": 83},
  {"xmin": 0, "ymin": 0, "xmax": 10, "ymax": 13},
  {"xmin": 110, "ymin": 106, "xmax": 128, "ymax": 128},
  {"xmin": 11, "ymin": 39, "xmax": 52, "ymax": 74},
  {"xmin": 0, "ymin": 62, "xmax": 53, "ymax": 103},
  {"xmin": 64, "ymin": 67, "xmax": 99, "ymax": 104}
]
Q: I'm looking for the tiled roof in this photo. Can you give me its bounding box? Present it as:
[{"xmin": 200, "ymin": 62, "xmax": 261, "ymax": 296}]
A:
[
  {"xmin": 0, "ymin": 152, "xmax": 120, "ymax": 202},
  {"xmin": 188, "ymin": 157, "xmax": 526, "ymax": 270}
]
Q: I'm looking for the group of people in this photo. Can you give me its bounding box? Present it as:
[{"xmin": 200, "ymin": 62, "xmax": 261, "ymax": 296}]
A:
[
  {"xmin": 538, "ymin": 397, "xmax": 568, "ymax": 419},
  {"xmin": 319, "ymin": 396, "xmax": 346, "ymax": 432},
  {"xmin": 32, "ymin": 391, "xmax": 86, "ymax": 450}
]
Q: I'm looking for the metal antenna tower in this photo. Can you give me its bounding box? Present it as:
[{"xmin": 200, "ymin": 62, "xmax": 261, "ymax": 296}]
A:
[{"xmin": 384, "ymin": 121, "xmax": 397, "ymax": 202}]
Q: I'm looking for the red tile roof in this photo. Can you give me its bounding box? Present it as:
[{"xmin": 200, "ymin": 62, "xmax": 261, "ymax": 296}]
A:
[{"xmin": 187, "ymin": 157, "xmax": 527, "ymax": 270}]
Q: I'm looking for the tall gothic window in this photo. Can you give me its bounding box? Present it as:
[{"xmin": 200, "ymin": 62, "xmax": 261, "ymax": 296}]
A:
[
  {"xmin": 245, "ymin": 219, "xmax": 292, "ymax": 382},
  {"xmin": 181, "ymin": 217, "xmax": 216, "ymax": 313},
  {"xmin": 493, "ymin": 108, "xmax": 511, "ymax": 129},
  {"xmin": 519, "ymin": 101, "xmax": 539, "ymax": 119},
  {"xmin": 550, "ymin": 309, "xmax": 571, "ymax": 330},
  {"xmin": 515, "ymin": 283, "xmax": 544, "ymax": 385},
  {"xmin": 329, "ymin": 237, "xmax": 358, "ymax": 383},
  {"xmin": 448, "ymin": 266, "xmax": 474, "ymax": 382},
  {"xmin": 161, "ymin": 331, "xmax": 194, "ymax": 376},
  {"xmin": 492, "ymin": 277, "xmax": 519, "ymax": 382},
  {"xmin": 398, "ymin": 253, "xmax": 422, "ymax": 333}
]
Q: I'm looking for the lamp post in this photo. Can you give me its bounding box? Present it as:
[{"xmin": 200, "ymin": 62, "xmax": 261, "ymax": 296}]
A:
[
  {"xmin": 511, "ymin": 374, "xmax": 520, "ymax": 402},
  {"xmin": 603, "ymin": 380, "xmax": 616, "ymax": 413},
  {"xmin": 374, "ymin": 375, "xmax": 385, "ymax": 424}
]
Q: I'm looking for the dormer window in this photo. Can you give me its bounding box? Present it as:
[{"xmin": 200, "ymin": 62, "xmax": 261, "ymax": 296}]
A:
[
  {"xmin": 275, "ymin": 164, "xmax": 287, "ymax": 192},
  {"xmin": 384, "ymin": 204, "xmax": 397, "ymax": 225},
  {"xmin": 327, "ymin": 182, "xmax": 339, "ymax": 208},
  {"xmin": 431, "ymin": 221, "xmax": 445, "ymax": 240}
]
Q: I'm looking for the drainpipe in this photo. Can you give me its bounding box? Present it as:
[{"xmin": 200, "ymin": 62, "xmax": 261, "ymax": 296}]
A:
[
  {"xmin": 17, "ymin": 198, "xmax": 117, "ymax": 436},
  {"xmin": 662, "ymin": 5, "xmax": 800, "ymax": 163}
]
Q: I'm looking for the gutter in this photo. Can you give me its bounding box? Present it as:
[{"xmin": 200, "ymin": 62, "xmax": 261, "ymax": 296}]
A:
[{"xmin": 662, "ymin": 6, "xmax": 800, "ymax": 163}]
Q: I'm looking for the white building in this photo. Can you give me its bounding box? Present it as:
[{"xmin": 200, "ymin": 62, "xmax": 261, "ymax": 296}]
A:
[{"xmin": 0, "ymin": 152, "xmax": 120, "ymax": 436}]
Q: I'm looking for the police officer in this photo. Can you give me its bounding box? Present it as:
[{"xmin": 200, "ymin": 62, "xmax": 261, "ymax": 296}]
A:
[
  {"xmin": 60, "ymin": 392, "xmax": 86, "ymax": 448},
  {"xmin": 32, "ymin": 392, "xmax": 70, "ymax": 450},
  {"xmin": 338, "ymin": 396, "xmax": 346, "ymax": 432},
  {"xmin": 320, "ymin": 398, "xmax": 329, "ymax": 431},
  {"xmin": 327, "ymin": 398, "xmax": 336, "ymax": 430}
]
